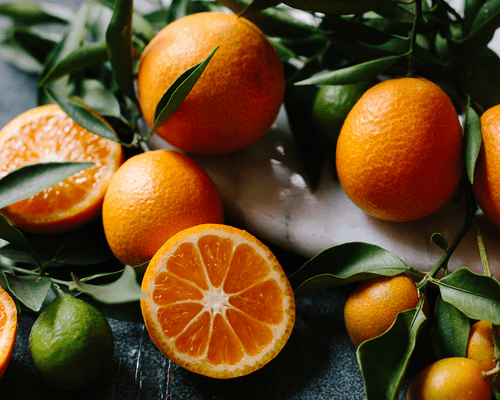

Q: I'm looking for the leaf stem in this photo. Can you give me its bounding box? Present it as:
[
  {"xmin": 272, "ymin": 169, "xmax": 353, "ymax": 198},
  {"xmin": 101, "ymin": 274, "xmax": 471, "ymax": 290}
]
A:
[
  {"xmin": 474, "ymin": 218, "xmax": 493, "ymax": 277},
  {"xmin": 417, "ymin": 215, "xmax": 473, "ymax": 291}
]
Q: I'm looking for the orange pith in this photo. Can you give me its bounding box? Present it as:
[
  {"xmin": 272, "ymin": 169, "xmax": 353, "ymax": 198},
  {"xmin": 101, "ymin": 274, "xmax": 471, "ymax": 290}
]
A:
[
  {"xmin": 141, "ymin": 224, "xmax": 295, "ymax": 378},
  {"xmin": 0, "ymin": 285, "xmax": 17, "ymax": 379},
  {"xmin": 0, "ymin": 104, "xmax": 123, "ymax": 234}
]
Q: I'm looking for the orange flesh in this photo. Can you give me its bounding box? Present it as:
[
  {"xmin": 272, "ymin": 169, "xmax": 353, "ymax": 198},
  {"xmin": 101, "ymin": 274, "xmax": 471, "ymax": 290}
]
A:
[
  {"xmin": 151, "ymin": 235, "xmax": 285, "ymax": 366},
  {"xmin": 0, "ymin": 113, "xmax": 114, "ymax": 215},
  {"xmin": 0, "ymin": 301, "xmax": 5, "ymax": 336}
]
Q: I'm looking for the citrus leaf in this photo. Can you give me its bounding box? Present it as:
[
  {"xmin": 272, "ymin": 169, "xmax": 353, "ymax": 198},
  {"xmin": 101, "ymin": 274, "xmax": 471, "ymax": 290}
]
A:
[
  {"xmin": 283, "ymin": 0, "xmax": 412, "ymax": 15},
  {"xmin": 467, "ymin": 0, "xmax": 500, "ymax": 39},
  {"xmin": 0, "ymin": 40, "xmax": 43, "ymax": 74},
  {"xmin": 0, "ymin": 215, "xmax": 33, "ymax": 250},
  {"xmin": 0, "ymin": 2, "xmax": 71, "ymax": 24},
  {"xmin": 105, "ymin": 0, "xmax": 135, "ymax": 99},
  {"xmin": 3, "ymin": 272, "xmax": 52, "ymax": 312},
  {"xmin": 240, "ymin": 0, "xmax": 281, "ymax": 17},
  {"xmin": 38, "ymin": 42, "xmax": 109, "ymax": 87},
  {"xmin": 80, "ymin": 79, "xmax": 121, "ymax": 118},
  {"xmin": 0, "ymin": 162, "xmax": 93, "ymax": 209},
  {"xmin": 289, "ymin": 242, "xmax": 410, "ymax": 297},
  {"xmin": 438, "ymin": 267, "xmax": 500, "ymax": 325},
  {"xmin": 72, "ymin": 266, "xmax": 144, "ymax": 304},
  {"xmin": 358, "ymin": 307, "xmax": 427, "ymax": 400},
  {"xmin": 431, "ymin": 293, "xmax": 470, "ymax": 359},
  {"xmin": 46, "ymin": 87, "xmax": 121, "ymax": 143},
  {"xmin": 12, "ymin": 26, "xmax": 59, "ymax": 64},
  {"xmin": 0, "ymin": 244, "xmax": 40, "ymax": 265},
  {"xmin": 431, "ymin": 233, "xmax": 449, "ymax": 250},
  {"xmin": 149, "ymin": 46, "xmax": 219, "ymax": 136},
  {"xmin": 294, "ymin": 54, "xmax": 405, "ymax": 86},
  {"xmin": 464, "ymin": 100, "xmax": 482, "ymax": 184}
]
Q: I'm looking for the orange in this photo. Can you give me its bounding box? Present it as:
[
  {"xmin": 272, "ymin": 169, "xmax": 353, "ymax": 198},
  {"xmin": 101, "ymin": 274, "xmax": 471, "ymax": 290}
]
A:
[
  {"xmin": 140, "ymin": 223, "xmax": 295, "ymax": 378},
  {"xmin": 0, "ymin": 104, "xmax": 123, "ymax": 234},
  {"xmin": 102, "ymin": 149, "xmax": 224, "ymax": 267},
  {"xmin": 344, "ymin": 274, "xmax": 426, "ymax": 347},
  {"xmin": 336, "ymin": 77, "xmax": 463, "ymax": 222},
  {"xmin": 137, "ymin": 11, "xmax": 284, "ymax": 155},
  {"xmin": 466, "ymin": 320, "xmax": 500, "ymax": 391},
  {"xmin": 406, "ymin": 357, "xmax": 492, "ymax": 400},
  {"xmin": 473, "ymin": 104, "xmax": 500, "ymax": 230},
  {"xmin": 0, "ymin": 285, "xmax": 17, "ymax": 379}
]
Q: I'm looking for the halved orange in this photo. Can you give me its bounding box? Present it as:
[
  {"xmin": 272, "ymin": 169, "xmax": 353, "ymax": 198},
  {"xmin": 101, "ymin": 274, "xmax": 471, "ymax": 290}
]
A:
[
  {"xmin": 140, "ymin": 224, "xmax": 295, "ymax": 378},
  {"xmin": 0, "ymin": 104, "xmax": 123, "ymax": 234},
  {"xmin": 0, "ymin": 285, "xmax": 17, "ymax": 379}
]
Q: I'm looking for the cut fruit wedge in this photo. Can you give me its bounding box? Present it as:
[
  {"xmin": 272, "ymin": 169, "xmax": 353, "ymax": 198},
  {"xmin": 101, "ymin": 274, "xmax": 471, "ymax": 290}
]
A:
[
  {"xmin": 140, "ymin": 223, "xmax": 295, "ymax": 378},
  {"xmin": 0, "ymin": 285, "xmax": 17, "ymax": 379},
  {"xmin": 0, "ymin": 104, "xmax": 123, "ymax": 234}
]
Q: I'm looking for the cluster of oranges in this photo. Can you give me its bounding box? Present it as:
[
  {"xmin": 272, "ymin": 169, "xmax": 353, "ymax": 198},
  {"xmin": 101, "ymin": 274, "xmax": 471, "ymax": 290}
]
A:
[{"xmin": 0, "ymin": 7, "xmax": 499, "ymax": 398}]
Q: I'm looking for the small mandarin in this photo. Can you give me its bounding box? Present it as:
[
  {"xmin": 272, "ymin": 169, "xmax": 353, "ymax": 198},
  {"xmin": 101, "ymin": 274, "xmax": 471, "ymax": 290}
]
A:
[
  {"xmin": 0, "ymin": 285, "xmax": 17, "ymax": 379},
  {"xmin": 137, "ymin": 11, "xmax": 284, "ymax": 155},
  {"xmin": 407, "ymin": 357, "xmax": 491, "ymax": 400},
  {"xmin": 344, "ymin": 274, "xmax": 425, "ymax": 347},
  {"xmin": 336, "ymin": 77, "xmax": 463, "ymax": 222},
  {"xmin": 102, "ymin": 150, "xmax": 223, "ymax": 267}
]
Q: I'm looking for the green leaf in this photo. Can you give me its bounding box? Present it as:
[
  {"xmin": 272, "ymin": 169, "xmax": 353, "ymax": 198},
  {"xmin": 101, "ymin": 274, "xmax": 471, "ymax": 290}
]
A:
[
  {"xmin": 4, "ymin": 273, "xmax": 52, "ymax": 312},
  {"xmin": 431, "ymin": 233, "xmax": 449, "ymax": 250},
  {"xmin": 283, "ymin": 0, "xmax": 412, "ymax": 15},
  {"xmin": 240, "ymin": 0, "xmax": 281, "ymax": 17},
  {"xmin": 431, "ymin": 293, "xmax": 470, "ymax": 359},
  {"xmin": 0, "ymin": 215, "xmax": 33, "ymax": 250},
  {"xmin": 80, "ymin": 79, "xmax": 121, "ymax": 118},
  {"xmin": 467, "ymin": 0, "xmax": 500, "ymax": 39},
  {"xmin": 294, "ymin": 54, "xmax": 405, "ymax": 86},
  {"xmin": 0, "ymin": 244, "xmax": 39, "ymax": 265},
  {"xmin": 438, "ymin": 267, "xmax": 500, "ymax": 325},
  {"xmin": 464, "ymin": 100, "xmax": 482, "ymax": 184},
  {"xmin": 0, "ymin": 40, "xmax": 43, "ymax": 74},
  {"xmin": 38, "ymin": 42, "xmax": 109, "ymax": 87},
  {"xmin": 0, "ymin": 2, "xmax": 71, "ymax": 24},
  {"xmin": 72, "ymin": 266, "xmax": 144, "ymax": 304},
  {"xmin": 12, "ymin": 26, "xmax": 59, "ymax": 64},
  {"xmin": 289, "ymin": 242, "xmax": 410, "ymax": 297},
  {"xmin": 105, "ymin": 0, "xmax": 135, "ymax": 99},
  {"xmin": 149, "ymin": 46, "xmax": 219, "ymax": 136},
  {"xmin": 46, "ymin": 87, "xmax": 120, "ymax": 142},
  {"xmin": 0, "ymin": 162, "xmax": 93, "ymax": 209},
  {"xmin": 358, "ymin": 308, "xmax": 427, "ymax": 400}
]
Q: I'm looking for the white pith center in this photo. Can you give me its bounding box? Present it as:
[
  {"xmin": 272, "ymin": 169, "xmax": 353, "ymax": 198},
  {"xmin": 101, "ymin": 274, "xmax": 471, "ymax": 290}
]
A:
[{"xmin": 205, "ymin": 286, "xmax": 231, "ymax": 314}]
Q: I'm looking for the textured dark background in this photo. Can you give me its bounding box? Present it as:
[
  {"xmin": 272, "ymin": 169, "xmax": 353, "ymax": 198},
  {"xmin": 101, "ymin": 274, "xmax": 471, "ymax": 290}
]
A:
[{"xmin": 0, "ymin": 0, "xmax": 436, "ymax": 398}]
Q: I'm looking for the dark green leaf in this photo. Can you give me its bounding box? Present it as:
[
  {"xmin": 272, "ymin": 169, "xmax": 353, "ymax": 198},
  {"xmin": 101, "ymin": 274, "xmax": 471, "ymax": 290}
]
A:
[
  {"xmin": 283, "ymin": 0, "xmax": 412, "ymax": 15},
  {"xmin": 12, "ymin": 26, "xmax": 59, "ymax": 64},
  {"xmin": 289, "ymin": 242, "xmax": 410, "ymax": 297},
  {"xmin": 38, "ymin": 42, "xmax": 109, "ymax": 87},
  {"xmin": 80, "ymin": 295, "xmax": 143, "ymax": 323},
  {"xmin": 431, "ymin": 233, "xmax": 449, "ymax": 250},
  {"xmin": 4, "ymin": 272, "xmax": 52, "ymax": 312},
  {"xmin": 358, "ymin": 308, "xmax": 427, "ymax": 400},
  {"xmin": 240, "ymin": 0, "xmax": 281, "ymax": 17},
  {"xmin": 0, "ymin": 162, "xmax": 93, "ymax": 209},
  {"xmin": 431, "ymin": 293, "xmax": 470, "ymax": 359},
  {"xmin": 80, "ymin": 79, "xmax": 121, "ymax": 118},
  {"xmin": 149, "ymin": 46, "xmax": 219, "ymax": 135},
  {"xmin": 0, "ymin": 2, "xmax": 71, "ymax": 24},
  {"xmin": 0, "ymin": 244, "xmax": 39, "ymax": 265},
  {"xmin": 0, "ymin": 215, "xmax": 32, "ymax": 250},
  {"xmin": 46, "ymin": 87, "xmax": 120, "ymax": 142},
  {"xmin": 438, "ymin": 267, "xmax": 500, "ymax": 325},
  {"xmin": 0, "ymin": 40, "xmax": 43, "ymax": 74},
  {"xmin": 294, "ymin": 54, "xmax": 405, "ymax": 86},
  {"xmin": 105, "ymin": 0, "xmax": 135, "ymax": 99},
  {"xmin": 72, "ymin": 266, "xmax": 144, "ymax": 304},
  {"xmin": 467, "ymin": 0, "xmax": 500, "ymax": 39},
  {"xmin": 464, "ymin": 100, "xmax": 482, "ymax": 184}
]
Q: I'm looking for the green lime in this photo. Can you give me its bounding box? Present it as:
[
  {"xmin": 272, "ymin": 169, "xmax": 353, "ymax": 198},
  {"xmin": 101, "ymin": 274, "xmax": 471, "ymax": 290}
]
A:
[
  {"xmin": 29, "ymin": 291, "xmax": 114, "ymax": 391},
  {"xmin": 312, "ymin": 82, "xmax": 374, "ymax": 147}
]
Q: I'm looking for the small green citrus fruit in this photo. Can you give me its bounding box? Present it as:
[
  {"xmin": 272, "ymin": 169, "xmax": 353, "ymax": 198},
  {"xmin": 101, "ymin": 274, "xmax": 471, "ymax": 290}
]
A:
[{"xmin": 29, "ymin": 292, "xmax": 114, "ymax": 391}]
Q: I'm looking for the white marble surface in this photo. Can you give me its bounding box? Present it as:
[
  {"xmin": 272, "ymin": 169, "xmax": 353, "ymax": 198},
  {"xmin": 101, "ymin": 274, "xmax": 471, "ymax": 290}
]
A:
[{"xmin": 149, "ymin": 19, "xmax": 500, "ymax": 280}]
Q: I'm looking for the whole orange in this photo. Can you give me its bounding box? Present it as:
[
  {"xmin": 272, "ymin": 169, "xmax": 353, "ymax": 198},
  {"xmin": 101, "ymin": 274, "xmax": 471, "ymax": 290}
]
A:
[
  {"xmin": 137, "ymin": 11, "xmax": 284, "ymax": 155},
  {"xmin": 473, "ymin": 104, "xmax": 500, "ymax": 230},
  {"xmin": 102, "ymin": 150, "xmax": 224, "ymax": 267},
  {"xmin": 406, "ymin": 357, "xmax": 491, "ymax": 400},
  {"xmin": 336, "ymin": 77, "xmax": 463, "ymax": 222},
  {"xmin": 466, "ymin": 320, "xmax": 500, "ymax": 391},
  {"xmin": 344, "ymin": 274, "xmax": 425, "ymax": 347}
]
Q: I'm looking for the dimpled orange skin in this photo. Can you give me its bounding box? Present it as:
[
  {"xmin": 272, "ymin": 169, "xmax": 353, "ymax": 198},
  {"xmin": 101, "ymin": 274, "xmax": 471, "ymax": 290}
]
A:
[
  {"xmin": 336, "ymin": 77, "xmax": 463, "ymax": 222},
  {"xmin": 137, "ymin": 12, "xmax": 284, "ymax": 155},
  {"xmin": 473, "ymin": 105, "xmax": 500, "ymax": 230},
  {"xmin": 466, "ymin": 320, "xmax": 500, "ymax": 392},
  {"xmin": 344, "ymin": 274, "xmax": 425, "ymax": 347},
  {"xmin": 102, "ymin": 150, "xmax": 224, "ymax": 267},
  {"xmin": 407, "ymin": 357, "xmax": 492, "ymax": 400}
]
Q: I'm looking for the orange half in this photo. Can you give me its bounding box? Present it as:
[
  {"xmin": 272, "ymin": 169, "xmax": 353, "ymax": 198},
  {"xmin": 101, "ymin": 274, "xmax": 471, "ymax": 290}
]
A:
[
  {"xmin": 140, "ymin": 224, "xmax": 295, "ymax": 378},
  {"xmin": 0, "ymin": 285, "xmax": 17, "ymax": 379},
  {"xmin": 0, "ymin": 104, "xmax": 123, "ymax": 233}
]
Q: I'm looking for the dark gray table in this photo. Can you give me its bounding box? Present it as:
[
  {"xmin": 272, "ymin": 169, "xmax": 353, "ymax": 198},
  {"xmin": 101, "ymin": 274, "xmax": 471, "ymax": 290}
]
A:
[{"xmin": 0, "ymin": 0, "xmax": 434, "ymax": 398}]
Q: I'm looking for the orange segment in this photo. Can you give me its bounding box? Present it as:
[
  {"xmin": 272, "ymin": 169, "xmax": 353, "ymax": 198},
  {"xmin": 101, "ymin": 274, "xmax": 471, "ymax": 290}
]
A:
[
  {"xmin": 141, "ymin": 224, "xmax": 295, "ymax": 379},
  {"xmin": 0, "ymin": 285, "xmax": 17, "ymax": 379},
  {"xmin": 0, "ymin": 104, "xmax": 123, "ymax": 234}
]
